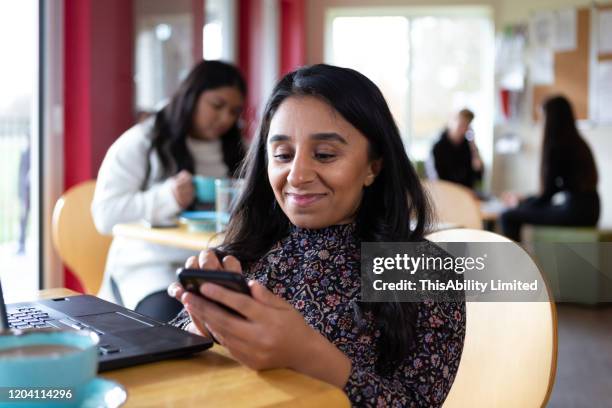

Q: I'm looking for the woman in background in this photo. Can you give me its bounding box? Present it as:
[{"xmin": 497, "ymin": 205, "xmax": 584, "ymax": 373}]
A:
[
  {"xmin": 92, "ymin": 60, "xmax": 246, "ymax": 321},
  {"xmin": 169, "ymin": 64, "xmax": 465, "ymax": 407},
  {"xmin": 501, "ymin": 95, "xmax": 599, "ymax": 241}
]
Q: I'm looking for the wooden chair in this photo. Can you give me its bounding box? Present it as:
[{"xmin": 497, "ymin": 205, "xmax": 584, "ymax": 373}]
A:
[
  {"xmin": 426, "ymin": 228, "xmax": 557, "ymax": 408},
  {"xmin": 51, "ymin": 180, "xmax": 112, "ymax": 294},
  {"xmin": 422, "ymin": 180, "xmax": 483, "ymax": 229}
]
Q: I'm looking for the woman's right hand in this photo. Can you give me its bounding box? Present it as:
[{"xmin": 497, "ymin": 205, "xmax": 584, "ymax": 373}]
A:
[
  {"xmin": 501, "ymin": 191, "xmax": 522, "ymax": 208},
  {"xmin": 167, "ymin": 250, "xmax": 242, "ymax": 338},
  {"xmin": 171, "ymin": 170, "xmax": 195, "ymax": 209}
]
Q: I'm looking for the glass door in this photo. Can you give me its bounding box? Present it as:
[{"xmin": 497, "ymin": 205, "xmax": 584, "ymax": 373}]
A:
[{"xmin": 0, "ymin": 0, "xmax": 40, "ymax": 301}]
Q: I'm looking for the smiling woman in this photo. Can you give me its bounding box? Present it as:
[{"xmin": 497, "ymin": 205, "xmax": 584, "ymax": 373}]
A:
[
  {"xmin": 169, "ymin": 64, "xmax": 466, "ymax": 407},
  {"xmin": 266, "ymin": 97, "xmax": 380, "ymax": 229}
]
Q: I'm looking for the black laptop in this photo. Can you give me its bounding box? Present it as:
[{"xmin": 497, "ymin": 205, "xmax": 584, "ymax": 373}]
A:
[{"xmin": 0, "ymin": 280, "xmax": 212, "ymax": 371}]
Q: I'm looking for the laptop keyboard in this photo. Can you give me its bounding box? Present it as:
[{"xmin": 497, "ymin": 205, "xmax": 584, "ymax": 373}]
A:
[
  {"xmin": 7, "ymin": 306, "xmax": 53, "ymax": 329},
  {"xmin": 7, "ymin": 306, "xmax": 120, "ymax": 356}
]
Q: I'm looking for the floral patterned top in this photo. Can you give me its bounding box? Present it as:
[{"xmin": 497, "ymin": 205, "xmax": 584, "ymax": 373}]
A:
[{"xmin": 172, "ymin": 223, "xmax": 465, "ymax": 407}]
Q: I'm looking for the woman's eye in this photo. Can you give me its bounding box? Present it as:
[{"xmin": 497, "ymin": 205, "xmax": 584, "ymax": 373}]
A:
[
  {"xmin": 315, "ymin": 152, "xmax": 336, "ymax": 160},
  {"xmin": 273, "ymin": 153, "xmax": 292, "ymax": 161}
]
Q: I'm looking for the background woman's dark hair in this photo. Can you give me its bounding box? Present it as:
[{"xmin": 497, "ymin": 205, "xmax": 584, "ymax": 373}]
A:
[
  {"xmin": 147, "ymin": 60, "xmax": 247, "ymax": 180},
  {"xmin": 221, "ymin": 63, "xmax": 433, "ymax": 373},
  {"xmin": 541, "ymin": 95, "xmax": 598, "ymax": 192}
]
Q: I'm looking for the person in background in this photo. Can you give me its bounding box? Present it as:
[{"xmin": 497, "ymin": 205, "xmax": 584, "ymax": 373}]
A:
[
  {"xmin": 500, "ymin": 95, "xmax": 599, "ymax": 242},
  {"xmin": 92, "ymin": 60, "xmax": 246, "ymax": 321},
  {"xmin": 16, "ymin": 138, "xmax": 30, "ymax": 255},
  {"xmin": 168, "ymin": 64, "xmax": 465, "ymax": 406},
  {"xmin": 428, "ymin": 108, "xmax": 483, "ymax": 191}
]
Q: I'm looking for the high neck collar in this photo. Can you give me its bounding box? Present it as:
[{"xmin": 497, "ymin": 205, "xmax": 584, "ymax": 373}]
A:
[{"xmin": 289, "ymin": 222, "xmax": 358, "ymax": 240}]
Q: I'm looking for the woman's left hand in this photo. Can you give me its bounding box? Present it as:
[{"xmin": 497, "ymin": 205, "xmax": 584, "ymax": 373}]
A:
[{"xmin": 181, "ymin": 279, "xmax": 352, "ymax": 387}]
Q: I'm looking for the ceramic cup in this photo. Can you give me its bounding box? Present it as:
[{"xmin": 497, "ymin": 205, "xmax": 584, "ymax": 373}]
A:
[
  {"xmin": 0, "ymin": 329, "xmax": 99, "ymax": 407},
  {"xmin": 192, "ymin": 175, "xmax": 216, "ymax": 203}
]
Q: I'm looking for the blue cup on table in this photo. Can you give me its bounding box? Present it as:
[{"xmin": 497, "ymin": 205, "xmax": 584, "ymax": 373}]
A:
[
  {"xmin": 0, "ymin": 329, "xmax": 99, "ymax": 407},
  {"xmin": 192, "ymin": 175, "xmax": 216, "ymax": 204}
]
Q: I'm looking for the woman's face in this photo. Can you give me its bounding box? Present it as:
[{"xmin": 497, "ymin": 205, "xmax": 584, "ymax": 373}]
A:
[
  {"xmin": 266, "ymin": 96, "xmax": 381, "ymax": 229},
  {"xmin": 191, "ymin": 86, "xmax": 244, "ymax": 141}
]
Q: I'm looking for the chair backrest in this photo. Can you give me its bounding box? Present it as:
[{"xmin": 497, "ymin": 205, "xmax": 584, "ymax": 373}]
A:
[
  {"xmin": 426, "ymin": 228, "xmax": 557, "ymax": 408},
  {"xmin": 422, "ymin": 180, "xmax": 483, "ymax": 229},
  {"xmin": 51, "ymin": 180, "xmax": 112, "ymax": 294}
]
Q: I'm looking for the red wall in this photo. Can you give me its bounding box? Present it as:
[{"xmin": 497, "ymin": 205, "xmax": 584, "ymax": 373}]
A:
[
  {"xmin": 64, "ymin": 0, "xmax": 92, "ymax": 191},
  {"xmin": 238, "ymin": 0, "xmax": 263, "ymax": 139},
  {"xmin": 64, "ymin": 0, "xmax": 134, "ymax": 188},
  {"xmin": 192, "ymin": 0, "xmax": 204, "ymax": 63},
  {"xmin": 280, "ymin": 0, "xmax": 306, "ymax": 76},
  {"xmin": 63, "ymin": 0, "xmax": 134, "ymax": 291}
]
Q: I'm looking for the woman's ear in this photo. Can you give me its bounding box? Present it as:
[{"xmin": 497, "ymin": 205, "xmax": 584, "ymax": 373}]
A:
[{"xmin": 364, "ymin": 159, "xmax": 383, "ymax": 187}]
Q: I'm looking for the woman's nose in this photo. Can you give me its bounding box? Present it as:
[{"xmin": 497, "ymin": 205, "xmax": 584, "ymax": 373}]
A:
[
  {"xmin": 220, "ymin": 108, "xmax": 237, "ymax": 128},
  {"xmin": 287, "ymin": 152, "xmax": 315, "ymax": 186}
]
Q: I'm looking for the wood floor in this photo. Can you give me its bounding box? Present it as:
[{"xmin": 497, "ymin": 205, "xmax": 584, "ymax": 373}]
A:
[{"xmin": 547, "ymin": 303, "xmax": 612, "ymax": 408}]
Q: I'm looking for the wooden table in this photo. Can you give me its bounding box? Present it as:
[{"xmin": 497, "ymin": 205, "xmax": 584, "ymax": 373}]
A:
[
  {"xmin": 36, "ymin": 289, "xmax": 350, "ymax": 408},
  {"xmin": 112, "ymin": 223, "xmax": 222, "ymax": 251}
]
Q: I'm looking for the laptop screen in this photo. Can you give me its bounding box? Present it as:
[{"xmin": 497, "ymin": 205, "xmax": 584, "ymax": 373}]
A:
[{"xmin": 0, "ymin": 280, "xmax": 8, "ymax": 330}]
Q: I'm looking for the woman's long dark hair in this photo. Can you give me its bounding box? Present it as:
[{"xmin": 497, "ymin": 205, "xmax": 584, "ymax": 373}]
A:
[
  {"xmin": 221, "ymin": 64, "xmax": 433, "ymax": 373},
  {"xmin": 541, "ymin": 95, "xmax": 598, "ymax": 192},
  {"xmin": 147, "ymin": 60, "xmax": 247, "ymax": 180}
]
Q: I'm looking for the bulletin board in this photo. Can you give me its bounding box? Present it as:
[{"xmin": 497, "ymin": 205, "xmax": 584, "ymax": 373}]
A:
[
  {"xmin": 532, "ymin": 8, "xmax": 590, "ymax": 120},
  {"xmin": 531, "ymin": 5, "xmax": 612, "ymax": 122}
]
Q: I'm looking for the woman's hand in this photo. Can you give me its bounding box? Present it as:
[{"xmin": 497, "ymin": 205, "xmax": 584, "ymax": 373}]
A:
[
  {"xmin": 187, "ymin": 279, "xmax": 352, "ymax": 385},
  {"xmin": 167, "ymin": 249, "xmax": 240, "ymax": 337},
  {"xmin": 171, "ymin": 170, "xmax": 195, "ymax": 209},
  {"xmin": 501, "ymin": 191, "xmax": 522, "ymax": 208},
  {"xmin": 170, "ymin": 249, "xmax": 352, "ymax": 387}
]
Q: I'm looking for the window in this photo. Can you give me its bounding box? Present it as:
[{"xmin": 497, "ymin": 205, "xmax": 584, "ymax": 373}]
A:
[
  {"xmin": 203, "ymin": 0, "xmax": 236, "ymax": 62},
  {"xmin": 134, "ymin": 0, "xmax": 194, "ymax": 112},
  {"xmin": 330, "ymin": 16, "xmax": 410, "ymax": 141},
  {"xmin": 0, "ymin": 0, "xmax": 40, "ymax": 300},
  {"xmin": 326, "ymin": 8, "xmax": 494, "ymax": 170}
]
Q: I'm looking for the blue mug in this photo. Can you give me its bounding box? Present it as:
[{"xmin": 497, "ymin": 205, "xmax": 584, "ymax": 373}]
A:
[
  {"xmin": 0, "ymin": 329, "xmax": 99, "ymax": 407},
  {"xmin": 192, "ymin": 175, "xmax": 216, "ymax": 203}
]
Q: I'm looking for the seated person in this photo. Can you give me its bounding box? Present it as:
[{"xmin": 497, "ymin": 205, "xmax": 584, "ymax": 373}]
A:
[
  {"xmin": 168, "ymin": 64, "xmax": 466, "ymax": 406},
  {"xmin": 500, "ymin": 95, "xmax": 599, "ymax": 242},
  {"xmin": 91, "ymin": 60, "xmax": 246, "ymax": 321},
  {"xmin": 428, "ymin": 108, "xmax": 483, "ymax": 190}
]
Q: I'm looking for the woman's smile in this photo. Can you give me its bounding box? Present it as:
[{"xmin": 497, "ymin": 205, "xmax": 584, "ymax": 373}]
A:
[{"xmin": 285, "ymin": 192, "xmax": 327, "ymax": 208}]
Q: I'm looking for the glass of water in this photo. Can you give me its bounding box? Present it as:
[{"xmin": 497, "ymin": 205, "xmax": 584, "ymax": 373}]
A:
[{"xmin": 215, "ymin": 178, "xmax": 243, "ymax": 232}]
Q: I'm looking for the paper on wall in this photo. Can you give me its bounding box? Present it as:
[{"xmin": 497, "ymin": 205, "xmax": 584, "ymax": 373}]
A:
[
  {"xmin": 553, "ymin": 9, "xmax": 577, "ymax": 52},
  {"xmin": 496, "ymin": 26, "xmax": 527, "ymax": 91},
  {"xmin": 599, "ymin": 10, "xmax": 612, "ymax": 55},
  {"xmin": 596, "ymin": 61, "xmax": 612, "ymax": 124},
  {"xmin": 529, "ymin": 48, "xmax": 555, "ymax": 85},
  {"xmin": 530, "ymin": 11, "xmax": 555, "ymax": 49}
]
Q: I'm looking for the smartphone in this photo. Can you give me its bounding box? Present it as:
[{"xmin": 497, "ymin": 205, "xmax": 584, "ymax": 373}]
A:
[
  {"xmin": 141, "ymin": 219, "xmax": 178, "ymax": 228},
  {"xmin": 177, "ymin": 268, "xmax": 251, "ymax": 316}
]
